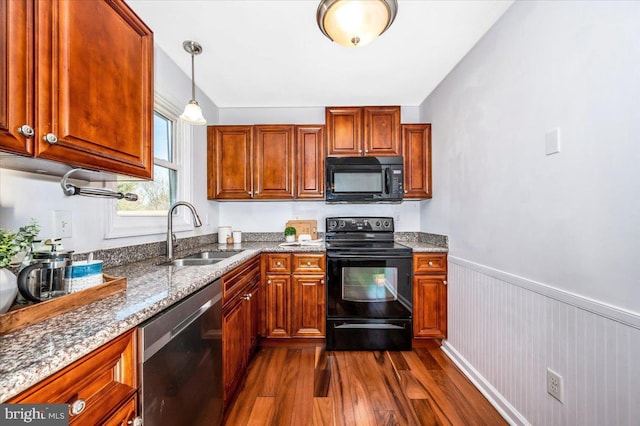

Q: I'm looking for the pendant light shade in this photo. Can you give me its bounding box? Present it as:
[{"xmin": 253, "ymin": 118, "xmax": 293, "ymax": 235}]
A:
[
  {"xmin": 317, "ymin": 0, "xmax": 398, "ymax": 48},
  {"xmin": 180, "ymin": 40, "xmax": 207, "ymax": 125}
]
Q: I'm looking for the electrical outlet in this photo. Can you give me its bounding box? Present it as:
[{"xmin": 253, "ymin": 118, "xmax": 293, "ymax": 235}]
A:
[{"xmin": 547, "ymin": 368, "xmax": 564, "ymax": 403}]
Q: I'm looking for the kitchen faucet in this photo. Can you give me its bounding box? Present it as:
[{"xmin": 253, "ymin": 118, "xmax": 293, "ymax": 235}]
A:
[{"xmin": 167, "ymin": 201, "xmax": 203, "ymax": 260}]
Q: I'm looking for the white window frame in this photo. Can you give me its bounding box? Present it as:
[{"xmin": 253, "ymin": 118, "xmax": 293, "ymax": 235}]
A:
[{"xmin": 104, "ymin": 93, "xmax": 194, "ymax": 239}]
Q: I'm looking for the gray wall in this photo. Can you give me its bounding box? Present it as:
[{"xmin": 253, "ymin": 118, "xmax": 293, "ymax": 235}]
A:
[{"xmin": 419, "ymin": 1, "xmax": 640, "ymax": 424}]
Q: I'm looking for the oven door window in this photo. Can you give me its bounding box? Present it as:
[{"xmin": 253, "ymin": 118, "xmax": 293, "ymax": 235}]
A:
[{"xmin": 342, "ymin": 267, "xmax": 398, "ymax": 302}]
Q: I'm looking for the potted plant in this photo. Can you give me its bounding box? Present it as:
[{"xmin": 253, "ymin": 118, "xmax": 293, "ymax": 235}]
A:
[
  {"xmin": 0, "ymin": 220, "xmax": 40, "ymax": 313},
  {"xmin": 284, "ymin": 226, "xmax": 297, "ymax": 243}
]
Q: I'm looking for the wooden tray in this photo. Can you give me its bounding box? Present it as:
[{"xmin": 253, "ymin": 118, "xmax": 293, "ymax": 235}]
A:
[
  {"xmin": 285, "ymin": 220, "xmax": 318, "ymax": 240},
  {"xmin": 0, "ymin": 274, "xmax": 126, "ymax": 335}
]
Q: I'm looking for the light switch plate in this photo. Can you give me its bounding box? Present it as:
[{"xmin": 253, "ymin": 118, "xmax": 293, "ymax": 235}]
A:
[
  {"xmin": 545, "ymin": 128, "xmax": 561, "ymax": 155},
  {"xmin": 53, "ymin": 210, "xmax": 73, "ymax": 238}
]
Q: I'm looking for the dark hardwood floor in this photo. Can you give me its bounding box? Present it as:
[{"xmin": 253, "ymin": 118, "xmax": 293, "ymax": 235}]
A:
[{"xmin": 224, "ymin": 341, "xmax": 506, "ymax": 425}]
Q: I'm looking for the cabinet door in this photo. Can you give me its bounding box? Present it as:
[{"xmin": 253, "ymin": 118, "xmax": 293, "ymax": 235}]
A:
[
  {"xmin": 364, "ymin": 106, "xmax": 401, "ymax": 156},
  {"xmin": 223, "ymin": 297, "xmax": 247, "ymax": 401},
  {"xmin": 292, "ymin": 274, "xmax": 325, "ymax": 337},
  {"xmin": 0, "ymin": 0, "xmax": 33, "ymax": 155},
  {"xmin": 102, "ymin": 395, "xmax": 138, "ymax": 426},
  {"xmin": 326, "ymin": 106, "xmax": 363, "ymax": 156},
  {"xmin": 265, "ymin": 274, "xmax": 290, "ymax": 337},
  {"xmin": 247, "ymin": 282, "xmax": 261, "ymax": 355},
  {"xmin": 208, "ymin": 126, "xmax": 253, "ymax": 199},
  {"xmin": 413, "ymin": 275, "xmax": 447, "ymax": 339},
  {"xmin": 295, "ymin": 125, "xmax": 325, "ymax": 199},
  {"xmin": 402, "ymin": 124, "xmax": 432, "ymax": 198},
  {"xmin": 253, "ymin": 125, "xmax": 295, "ymax": 199},
  {"xmin": 35, "ymin": 0, "xmax": 153, "ymax": 178}
]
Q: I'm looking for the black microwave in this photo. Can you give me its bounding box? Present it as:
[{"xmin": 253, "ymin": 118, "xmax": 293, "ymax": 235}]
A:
[{"xmin": 325, "ymin": 156, "xmax": 404, "ymax": 203}]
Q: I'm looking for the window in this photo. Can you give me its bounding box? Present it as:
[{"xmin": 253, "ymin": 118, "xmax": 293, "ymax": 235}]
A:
[
  {"xmin": 104, "ymin": 94, "xmax": 193, "ymax": 238},
  {"xmin": 115, "ymin": 112, "xmax": 178, "ymax": 216}
]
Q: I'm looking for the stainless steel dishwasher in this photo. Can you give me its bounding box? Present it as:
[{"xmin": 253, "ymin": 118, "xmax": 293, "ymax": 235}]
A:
[{"xmin": 138, "ymin": 279, "xmax": 223, "ymax": 425}]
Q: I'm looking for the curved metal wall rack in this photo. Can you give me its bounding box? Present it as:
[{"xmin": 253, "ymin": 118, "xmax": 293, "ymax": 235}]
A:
[{"xmin": 60, "ymin": 168, "xmax": 138, "ymax": 201}]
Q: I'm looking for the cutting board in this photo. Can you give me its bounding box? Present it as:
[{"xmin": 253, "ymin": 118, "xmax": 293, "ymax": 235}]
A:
[{"xmin": 285, "ymin": 220, "xmax": 318, "ymax": 240}]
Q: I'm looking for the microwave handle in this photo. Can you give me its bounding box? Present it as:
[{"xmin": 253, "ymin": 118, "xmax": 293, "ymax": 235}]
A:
[{"xmin": 384, "ymin": 168, "xmax": 391, "ymax": 194}]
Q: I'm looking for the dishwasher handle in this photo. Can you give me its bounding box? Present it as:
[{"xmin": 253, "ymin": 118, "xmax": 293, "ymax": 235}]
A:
[{"xmin": 171, "ymin": 299, "xmax": 213, "ymax": 338}]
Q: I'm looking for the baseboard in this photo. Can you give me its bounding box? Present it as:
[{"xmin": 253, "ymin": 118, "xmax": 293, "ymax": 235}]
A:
[{"xmin": 440, "ymin": 340, "xmax": 530, "ymax": 426}]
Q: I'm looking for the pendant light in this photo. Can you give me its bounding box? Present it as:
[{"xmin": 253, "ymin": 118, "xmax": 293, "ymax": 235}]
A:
[
  {"xmin": 180, "ymin": 40, "xmax": 206, "ymax": 125},
  {"xmin": 316, "ymin": 0, "xmax": 398, "ymax": 48}
]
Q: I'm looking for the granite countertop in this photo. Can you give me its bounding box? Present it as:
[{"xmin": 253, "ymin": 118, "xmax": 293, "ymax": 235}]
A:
[{"xmin": 0, "ymin": 239, "xmax": 446, "ymax": 402}]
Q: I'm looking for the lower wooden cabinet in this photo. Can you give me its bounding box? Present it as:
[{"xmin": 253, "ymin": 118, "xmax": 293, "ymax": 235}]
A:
[
  {"xmin": 291, "ymin": 274, "xmax": 325, "ymax": 337},
  {"xmin": 263, "ymin": 253, "xmax": 326, "ymax": 339},
  {"xmin": 413, "ymin": 253, "xmax": 448, "ymax": 339},
  {"xmin": 9, "ymin": 330, "xmax": 138, "ymax": 425},
  {"xmin": 222, "ymin": 257, "xmax": 261, "ymax": 403},
  {"xmin": 265, "ymin": 273, "xmax": 291, "ymax": 337},
  {"xmin": 102, "ymin": 394, "xmax": 138, "ymax": 426}
]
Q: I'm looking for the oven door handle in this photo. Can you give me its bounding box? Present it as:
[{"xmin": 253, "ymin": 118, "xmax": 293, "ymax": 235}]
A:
[
  {"xmin": 334, "ymin": 323, "xmax": 407, "ymax": 330},
  {"xmin": 327, "ymin": 253, "xmax": 411, "ymax": 260}
]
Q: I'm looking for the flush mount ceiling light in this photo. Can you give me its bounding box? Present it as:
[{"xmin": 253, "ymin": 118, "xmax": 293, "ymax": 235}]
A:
[
  {"xmin": 180, "ymin": 40, "xmax": 206, "ymax": 125},
  {"xmin": 316, "ymin": 0, "xmax": 398, "ymax": 48}
]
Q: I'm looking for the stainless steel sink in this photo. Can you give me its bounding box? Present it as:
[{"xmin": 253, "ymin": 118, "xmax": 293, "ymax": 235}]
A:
[
  {"xmin": 184, "ymin": 251, "xmax": 242, "ymax": 260},
  {"xmin": 157, "ymin": 250, "xmax": 243, "ymax": 267},
  {"xmin": 158, "ymin": 258, "xmax": 224, "ymax": 267}
]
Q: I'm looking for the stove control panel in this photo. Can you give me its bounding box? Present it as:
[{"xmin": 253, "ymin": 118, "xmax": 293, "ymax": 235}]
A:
[{"xmin": 326, "ymin": 217, "xmax": 394, "ymax": 232}]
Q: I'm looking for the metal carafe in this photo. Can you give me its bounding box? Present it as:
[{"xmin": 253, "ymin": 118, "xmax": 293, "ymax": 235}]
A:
[{"xmin": 17, "ymin": 241, "xmax": 74, "ymax": 303}]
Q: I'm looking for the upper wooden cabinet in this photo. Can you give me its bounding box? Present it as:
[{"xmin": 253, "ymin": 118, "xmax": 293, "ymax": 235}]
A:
[
  {"xmin": 0, "ymin": 0, "xmax": 32, "ymax": 156},
  {"xmin": 295, "ymin": 125, "xmax": 325, "ymax": 199},
  {"xmin": 326, "ymin": 106, "xmax": 401, "ymax": 157},
  {"xmin": 208, "ymin": 125, "xmax": 294, "ymax": 200},
  {"xmin": 208, "ymin": 126, "xmax": 253, "ymax": 199},
  {"xmin": 402, "ymin": 124, "xmax": 432, "ymax": 199},
  {"xmin": 253, "ymin": 125, "xmax": 295, "ymax": 199},
  {"xmin": 0, "ymin": 0, "xmax": 154, "ymax": 179}
]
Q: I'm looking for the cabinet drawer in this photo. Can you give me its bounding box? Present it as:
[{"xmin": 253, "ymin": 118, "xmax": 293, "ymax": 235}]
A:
[
  {"xmin": 223, "ymin": 256, "xmax": 261, "ymax": 305},
  {"xmin": 413, "ymin": 254, "xmax": 447, "ymax": 274},
  {"xmin": 265, "ymin": 253, "xmax": 291, "ymax": 273},
  {"xmin": 9, "ymin": 330, "xmax": 137, "ymax": 425},
  {"xmin": 292, "ymin": 254, "xmax": 325, "ymax": 273}
]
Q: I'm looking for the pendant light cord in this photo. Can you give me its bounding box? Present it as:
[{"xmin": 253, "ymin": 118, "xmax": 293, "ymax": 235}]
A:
[{"xmin": 190, "ymin": 50, "xmax": 196, "ymax": 101}]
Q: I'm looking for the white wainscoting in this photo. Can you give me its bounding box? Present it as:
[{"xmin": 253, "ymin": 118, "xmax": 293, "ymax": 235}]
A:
[{"xmin": 442, "ymin": 257, "xmax": 640, "ymax": 426}]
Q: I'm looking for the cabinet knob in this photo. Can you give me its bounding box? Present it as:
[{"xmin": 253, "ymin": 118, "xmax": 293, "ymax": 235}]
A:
[
  {"xmin": 276, "ymin": 261, "xmax": 281, "ymax": 266},
  {"xmin": 428, "ymin": 261, "xmax": 433, "ymax": 266},
  {"xmin": 404, "ymin": 190, "xmax": 408, "ymax": 194},
  {"xmin": 267, "ymin": 280, "xmax": 271, "ymax": 284},
  {"xmin": 17, "ymin": 125, "xmax": 34, "ymax": 138},
  {"xmin": 443, "ymin": 280, "xmax": 448, "ymax": 285},
  {"xmin": 128, "ymin": 417, "xmax": 143, "ymax": 426},
  {"xmin": 320, "ymin": 280, "xmax": 325, "ymax": 284},
  {"xmin": 248, "ymin": 191, "xmax": 252, "ymax": 195},
  {"xmin": 365, "ymin": 149, "xmax": 369, "ymax": 153},
  {"xmin": 43, "ymin": 133, "xmax": 58, "ymax": 144},
  {"xmin": 306, "ymin": 261, "xmax": 311, "ymax": 266},
  {"xmin": 255, "ymin": 190, "xmax": 260, "ymax": 194},
  {"xmin": 70, "ymin": 399, "xmax": 86, "ymax": 416},
  {"xmin": 358, "ymin": 149, "xmax": 363, "ymax": 153}
]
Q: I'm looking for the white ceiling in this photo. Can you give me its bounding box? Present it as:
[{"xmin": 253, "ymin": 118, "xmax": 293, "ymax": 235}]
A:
[{"xmin": 126, "ymin": 0, "xmax": 513, "ymax": 108}]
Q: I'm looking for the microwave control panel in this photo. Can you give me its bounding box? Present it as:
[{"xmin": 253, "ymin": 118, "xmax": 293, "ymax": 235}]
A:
[{"xmin": 390, "ymin": 169, "xmax": 403, "ymax": 195}]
